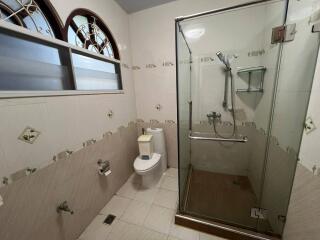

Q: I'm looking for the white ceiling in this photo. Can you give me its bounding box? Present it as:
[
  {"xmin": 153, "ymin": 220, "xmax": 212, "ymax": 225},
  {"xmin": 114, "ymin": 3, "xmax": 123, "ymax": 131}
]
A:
[{"xmin": 115, "ymin": 0, "xmax": 176, "ymax": 14}]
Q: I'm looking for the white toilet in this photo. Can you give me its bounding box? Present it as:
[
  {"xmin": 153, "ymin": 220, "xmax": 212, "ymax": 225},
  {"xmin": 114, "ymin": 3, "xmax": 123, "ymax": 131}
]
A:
[{"xmin": 134, "ymin": 128, "xmax": 167, "ymax": 188}]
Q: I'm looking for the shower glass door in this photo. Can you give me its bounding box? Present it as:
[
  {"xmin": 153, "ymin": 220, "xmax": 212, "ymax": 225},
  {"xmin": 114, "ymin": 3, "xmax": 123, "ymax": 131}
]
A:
[
  {"xmin": 177, "ymin": 0, "xmax": 320, "ymax": 236},
  {"xmin": 258, "ymin": 0, "xmax": 320, "ymax": 235},
  {"xmin": 176, "ymin": 23, "xmax": 192, "ymax": 208},
  {"xmin": 177, "ymin": 0, "xmax": 290, "ymax": 234}
]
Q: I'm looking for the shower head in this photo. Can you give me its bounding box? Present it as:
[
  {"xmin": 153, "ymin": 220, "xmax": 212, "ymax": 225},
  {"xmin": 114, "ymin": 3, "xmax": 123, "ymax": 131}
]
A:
[{"xmin": 216, "ymin": 51, "xmax": 230, "ymax": 68}]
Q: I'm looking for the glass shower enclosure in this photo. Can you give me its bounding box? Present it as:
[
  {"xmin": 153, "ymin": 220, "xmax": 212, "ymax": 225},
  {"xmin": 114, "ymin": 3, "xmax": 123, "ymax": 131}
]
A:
[{"xmin": 176, "ymin": 0, "xmax": 320, "ymax": 238}]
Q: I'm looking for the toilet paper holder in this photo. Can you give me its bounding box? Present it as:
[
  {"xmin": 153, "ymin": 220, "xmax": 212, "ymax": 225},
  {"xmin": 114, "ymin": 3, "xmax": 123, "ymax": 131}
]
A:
[{"xmin": 97, "ymin": 159, "xmax": 111, "ymax": 176}]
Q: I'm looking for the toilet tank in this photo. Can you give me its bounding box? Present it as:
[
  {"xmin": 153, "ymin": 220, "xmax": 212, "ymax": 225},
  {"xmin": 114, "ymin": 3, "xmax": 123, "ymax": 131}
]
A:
[
  {"xmin": 146, "ymin": 128, "xmax": 167, "ymax": 173},
  {"xmin": 138, "ymin": 134, "xmax": 154, "ymax": 159}
]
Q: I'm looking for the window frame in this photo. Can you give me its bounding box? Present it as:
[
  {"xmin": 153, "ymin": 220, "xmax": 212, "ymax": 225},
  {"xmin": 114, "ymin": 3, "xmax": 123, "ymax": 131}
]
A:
[
  {"xmin": 36, "ymin": 0, "xmax": 65, "ymax": 39},
  {"xmin": 64, "ymin": 8, "xmax": 120, "ymax": 60},
  {"xmin": 0, "ymin": 20, "xmax": 124, "ymax": 99},
  {"xmin": 0, "ymin": 0, "xmax": 64, "ymax": 39}
]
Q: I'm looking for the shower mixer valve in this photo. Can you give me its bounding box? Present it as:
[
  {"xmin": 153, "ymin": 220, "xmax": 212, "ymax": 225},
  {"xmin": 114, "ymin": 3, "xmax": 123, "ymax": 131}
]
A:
[{"xmin": 207, "ymin": 111, "xmax": 221, "ymax": 124}]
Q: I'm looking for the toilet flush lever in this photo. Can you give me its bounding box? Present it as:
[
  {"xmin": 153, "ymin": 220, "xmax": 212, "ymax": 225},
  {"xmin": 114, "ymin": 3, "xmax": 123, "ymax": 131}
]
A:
[{"xmin": 57, "ymin": 201, "xmax": 74, "ymax": 215}]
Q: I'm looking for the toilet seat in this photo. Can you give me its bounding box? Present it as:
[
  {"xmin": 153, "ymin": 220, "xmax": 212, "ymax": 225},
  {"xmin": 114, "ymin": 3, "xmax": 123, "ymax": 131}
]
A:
[{"xmin": 134, "ymin": 153, "xmax": 161, "ymax": 173}]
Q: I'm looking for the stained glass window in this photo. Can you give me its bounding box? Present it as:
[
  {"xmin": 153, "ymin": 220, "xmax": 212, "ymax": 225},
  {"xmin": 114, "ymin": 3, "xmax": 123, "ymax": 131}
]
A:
[
  {"xmin": 66, "ymin": 10, "xmax": 120, "ymax": 60},
  {"xmin": 0, "ymin": 0, "xmax": 59, "ymax": 38}
]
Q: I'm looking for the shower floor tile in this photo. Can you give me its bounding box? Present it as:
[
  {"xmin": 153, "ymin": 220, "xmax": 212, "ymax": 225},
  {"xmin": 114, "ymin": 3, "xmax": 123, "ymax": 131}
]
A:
[
  {"xmin": 78, "ymin": 168, "xmax": 227, "ymax": 240},
  {"xmin": 185, "ymin": 169, "xmax": 271, "ymax": 231}
]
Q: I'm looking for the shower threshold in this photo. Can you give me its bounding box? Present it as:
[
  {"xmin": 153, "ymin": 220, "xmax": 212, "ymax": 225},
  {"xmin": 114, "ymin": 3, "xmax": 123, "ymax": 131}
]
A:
[
  {"xmin": 175, "ymin": 213, "xmax": 279, "ymax": 240},
  {"xmin": 176, "ymin": 167, "xmax": 280, "ymax": 240}
]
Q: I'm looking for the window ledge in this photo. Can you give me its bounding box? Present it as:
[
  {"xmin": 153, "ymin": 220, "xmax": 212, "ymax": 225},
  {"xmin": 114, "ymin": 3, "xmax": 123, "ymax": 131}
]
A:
[{"xmin": 0, "ymin": 90, "xmax": 124, "ymax": 99}]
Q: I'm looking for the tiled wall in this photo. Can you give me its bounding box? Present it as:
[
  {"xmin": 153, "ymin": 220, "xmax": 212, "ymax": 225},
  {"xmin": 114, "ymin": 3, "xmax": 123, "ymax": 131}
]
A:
[
  {"xmin": 299, "ymin": 52, "xmax": 320, "ymax": 173},
  {"xmin": 190, "ymin": 123, "xmax": 253, "ymax": 176},
  {"xmin": 0, "ymin": 0, "xmax": 319, "ymax": 239},
  {"xmin": 283, "ymin": 16, "xmax": 320, "ymax": 239},
  {"xmin": 283, "ymin": 163, "xmax": 320, "ymax": 240},
  {"xmin": 260, "ymin": 139, "xmax": 298, "ymax": 234},
  {"xmin": 188, "ymin": 1, "xmax": 284, "ymax": 127},
  {"xmin": 0, "ymin": 0, "xmax": 139, "ymax": 239},
  {"xmin": 0, "ymin": 123, "xmax": 138, "ymax": 240},
  {"xmin": 0, "ymin": 0, "xmax": 136, "ymax": 186},
  {"xmin": 130, "ymin": 0, "xmax": 320, "ymax": 238},
  {"xmin": 0, "ymin": 94, "xmax": 136, "ymax": 187},
  {"xmin": 189, "ymin": 121, "xmax": 298, "ymax": 234},
  {"xmin": 129, "ymin": 0, "xmax": 249, "ymax": 123}
]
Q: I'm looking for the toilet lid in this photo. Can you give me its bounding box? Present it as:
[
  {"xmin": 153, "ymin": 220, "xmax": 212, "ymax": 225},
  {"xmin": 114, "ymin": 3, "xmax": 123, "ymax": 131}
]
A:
[{"xmin": 134, "ymin": 153, "xmax": 161, "ymax": 172}]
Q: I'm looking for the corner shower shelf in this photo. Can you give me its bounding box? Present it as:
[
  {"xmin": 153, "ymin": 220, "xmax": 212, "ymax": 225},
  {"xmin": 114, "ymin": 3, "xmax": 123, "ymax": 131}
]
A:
[{"xmin": 236, "ymin": 66, "xmax": 266, "ymax": 93}]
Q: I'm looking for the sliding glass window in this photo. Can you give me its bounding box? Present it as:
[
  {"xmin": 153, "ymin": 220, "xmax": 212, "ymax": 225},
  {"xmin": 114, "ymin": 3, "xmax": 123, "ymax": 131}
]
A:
[
  {"xmin": 0, "ymin": 30, "xmax": 74, "ymax": 91},
  {"xmin": 0, "ymin": 27, "xmax": 122, "ymax": 92},
  {"xmin": 72, "ymin": 52, "xmax": 122, "ymax": 91}
]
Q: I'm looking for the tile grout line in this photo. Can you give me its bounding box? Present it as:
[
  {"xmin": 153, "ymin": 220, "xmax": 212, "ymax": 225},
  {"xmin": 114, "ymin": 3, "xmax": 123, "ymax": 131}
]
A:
[{"xmin": 80, "ymin": 171, "xmax": 180, "ymax": 240}]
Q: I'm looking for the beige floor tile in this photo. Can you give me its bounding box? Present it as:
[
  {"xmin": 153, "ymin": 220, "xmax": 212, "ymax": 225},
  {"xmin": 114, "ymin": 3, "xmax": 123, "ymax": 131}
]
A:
[
  {"xmin": 121, "ymin": 200, "xmax": 151, "ymax": 225},
  {"xmin": 139, "ymin": 228, "xmax": 168, "ymax": 240},
  {"xmin": 127, "ymin": 173, "xmax": 142, "ymax": 184},
  {"xmin": 134, "ymin": 186, "xmax": 158, "ymax": 203},
  {"xmin": 154, "ymin": 173, "xmax": 166, "ymax": 188},
  {"xmin": 116, "ymin": 180, "xmax": 140, "ymax": 199},
  {"xmin": 79, "ymin": 214, "xmax": 113, "ymax": 240},
  {"xmin": 165, "ymin": 168, "xmax": 178, "ymax": 178},
  {"xmin": 169, "ymin": 223, "xmax": 199, "ymax": 240},
  {"xmin": 100, "ymin": 195, "xmax": 131, "ymax": 217},
  {"xmin": 106, "ymin": 220, "xmax": 141, "ymax": 240},
  {"xmin": 199, "ymin": 232, "xmax": 227, "ymax": 240},
  {"xmin": 153, "ymin": 188, "xmax": 178, "ymax": 210},
  {"xmin": 161, "ymin": 176, "xmax": 178, "ymax": 192},
  {"xmin": 144, "ymin": 205, "xmax": 175, "ymax": 234},
  {"xmin": 167, "ymin": 236, "xmax": 182, "ymax": 240}
]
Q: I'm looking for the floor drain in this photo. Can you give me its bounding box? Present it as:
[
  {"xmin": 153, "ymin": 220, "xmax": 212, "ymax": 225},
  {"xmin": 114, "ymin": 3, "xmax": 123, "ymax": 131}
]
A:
[{"xmin": 104, "ymin": 214, "xmax": 116, "ymax": 225}]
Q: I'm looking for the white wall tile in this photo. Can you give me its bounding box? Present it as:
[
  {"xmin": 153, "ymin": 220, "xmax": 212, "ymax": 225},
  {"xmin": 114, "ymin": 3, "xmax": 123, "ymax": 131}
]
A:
[
  {"xmin": 299, "ymin": 54, "xmax": 320, "ymax": 172},
  {"xmin": 129, "ymin": 0, "xmax": 250, "ymax": 122},
  {"xmin": 0, "ymin": 0, "xmax": 137, "ymax": 182}
]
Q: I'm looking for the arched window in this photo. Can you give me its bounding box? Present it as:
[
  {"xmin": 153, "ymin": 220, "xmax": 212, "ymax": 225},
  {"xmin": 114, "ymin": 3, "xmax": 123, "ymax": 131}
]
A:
[
  {"xmin": 0, "ymin": 0, "xmax": 63, "ymax": 38},
  {"xmin": 65, "ymin": 9, "xmax": 120, "ymax": 60},
  {"xmin": 0, "ymin": 5, "xmax": 122, "ymax": 92}
]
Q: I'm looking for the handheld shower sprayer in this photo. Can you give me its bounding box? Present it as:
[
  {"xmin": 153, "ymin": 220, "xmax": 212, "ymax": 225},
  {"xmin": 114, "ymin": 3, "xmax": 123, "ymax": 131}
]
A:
[
  {"xmin": 216, "ymin": 51, "xmax": 230, "ymax": 68},
  {"xmin": 211, "ymin": 51, "xmax": 237, "ymax": 138}
]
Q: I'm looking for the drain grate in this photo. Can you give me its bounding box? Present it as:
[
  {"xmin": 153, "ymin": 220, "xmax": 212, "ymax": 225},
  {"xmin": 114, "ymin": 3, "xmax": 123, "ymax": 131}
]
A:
[{"xmin": 104, "ymin": 214, "xmax": 116, "ymax": 225}]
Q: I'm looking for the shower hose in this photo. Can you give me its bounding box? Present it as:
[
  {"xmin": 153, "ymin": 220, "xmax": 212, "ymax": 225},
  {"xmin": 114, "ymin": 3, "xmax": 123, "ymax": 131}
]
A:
[{"xmin": 213, "ymin": 68, "xmax": 238, "ymax": 139}]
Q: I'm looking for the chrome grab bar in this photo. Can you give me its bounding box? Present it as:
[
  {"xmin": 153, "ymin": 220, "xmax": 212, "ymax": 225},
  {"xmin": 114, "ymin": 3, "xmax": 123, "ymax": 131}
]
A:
[{"xmin": 188, "ymin": 132, "xmax": 248, "ymax": 143}]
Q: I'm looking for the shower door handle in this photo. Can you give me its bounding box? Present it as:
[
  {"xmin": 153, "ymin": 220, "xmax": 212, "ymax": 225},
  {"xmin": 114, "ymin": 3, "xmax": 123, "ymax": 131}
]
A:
[{"xmin": 188, "ymin": 133, "xmax": 248, "ymax": 143}]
